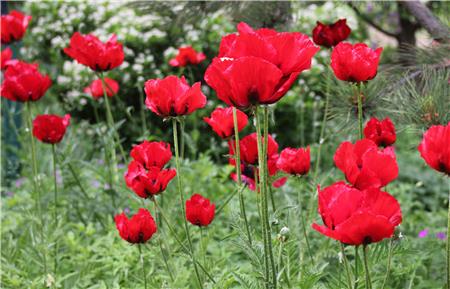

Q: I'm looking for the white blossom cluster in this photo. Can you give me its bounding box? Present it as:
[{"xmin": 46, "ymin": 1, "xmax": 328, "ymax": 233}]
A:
[{"xmin": 21, "ymin": 1, "xmax": 168, "ymax": 107}]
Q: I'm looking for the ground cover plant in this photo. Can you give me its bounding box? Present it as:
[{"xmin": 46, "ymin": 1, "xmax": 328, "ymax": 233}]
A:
[{"xmin": 1, "ymin": 1, "xmax": 450, "ymax": 289}]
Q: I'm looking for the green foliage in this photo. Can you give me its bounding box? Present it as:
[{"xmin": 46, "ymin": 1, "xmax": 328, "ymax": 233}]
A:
[{"xmin": 2, "ymin": 1, "xmax": 450, "ymax": 289}]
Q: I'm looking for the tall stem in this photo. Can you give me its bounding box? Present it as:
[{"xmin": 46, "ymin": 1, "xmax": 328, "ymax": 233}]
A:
[
  {"xmin": 381, "ymin": 238, "xmax": 394, "ymax": 289},
  {"xmin": 138, "ymin": 244, "xmax": 148, "ymax": 289},
  {"xmin": 354, "ymin": 246, "xmax": 360, "ymax": 289},
  {"xmin": 263, "ymin": 106, "xmax": 277, "ymax": 288},
  {"xmin": 314, "ymin": 59, "xmax": 331, "ymax": 179},
  {"xmin": 137, "ymin": 84, "xmax": 148, "ymax": 136},
  {"xmin": 297, "ymin": 177, "xmax": 314, "ymax": 266},
  {"xmin": 172, "ymin": 119, "xmax": 203, "ymax": 289},
  {"xmin": 356, "ymin": 83, "xmax": 364, "ymax": 140},
  {"xmin": 100, "ymin": 75, "xmax": 118, "ymax": 198},
  {"xmin": 100, "ymin": 75, "xmax": 127, "ymax": 161},
  {"xmin": 340, "ymin": 244, "xmax": 353, "ymax": 289},
  {"xmin": 362, "ymin": 245, "xmax": 372, "ymax": 289},
  {"xmin": 152, "ymin": 198, "xmax": 215, "ymax": 284},
  {"xmin": 232, "ymin": 106, "xmax": 252, "ymax": 245},
  {"xmin": 255, "ymin": 106, "xmax": 270, "ymax": 289},
  {"xmin": 51, "ymin": 144, "xmax": 59, "ymax": 276},
  {"xmin": 25, "ymin": 102, "xmax": 48, "ymax": 276},
  {"xmin": 256, "ymin": 106, "xmax": 277, "ymax": 289},
  {"xmin": 447, "ymin": 179, "xmax": 450, "ymax": 289}
]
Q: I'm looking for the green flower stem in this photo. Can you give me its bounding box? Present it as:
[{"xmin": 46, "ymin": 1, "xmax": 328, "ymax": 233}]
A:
[
  {"xmin": 152, "ymin": 198, "xmax": 216, "ymax": 284},
  {"xmin": 381, "ymin": 238, "xmax": 394, "ymax": 289},
  {"xmin": 354, "ymin": 246, "xmax": 360, "ymax": 289},
  {"xmin": 356, "ymin": 83, "xmax": 364, "ymax": 140},
  {"xmin": 100, "ymin": 74, "xmax": 127, "ymax": 161},
  {"xmin": 314, "ymin": 57, "xmax": 331, "ymax": 180},
  {"xmin": 99, "ymin": 75, "xmax": 118, "ymax": 195},
  {"xmin": 138, "ymin": 244, "xmax": 148, "ymax": 289},
  {"xmin": 340, "ymin": 244, "xmax": 353, "ymax": 289},
  {"xmin": 297, "ymin": 177, "xmax": 314, "ymax": 266},
  {"xmin": 232, "ymin": 106, "xmax": 252, "ymax": 245},
  {"xmin": 151, "ymin": 199, "xmax": 173, "ymax": 282},
  {"xmin": 137, "ymin": 83, "xmax": 148, "ymax": 136},
  {"xmin": 255, "ymin": 106, "xmax": 271, "ymax": 289},
  {"xmin": 180, "ymin": 119, "xmax": 186, "ymax": 159},
  {"xmin": 447, "ymin": 179, "xmax": 450, "ymax": 289},
  {"xmin": 66, "ymin": 162, "xmax": 105, "ymax": 228},
  {"xmin": 51, "ymin": 144, "xmax": 59, "ymax": 277},
  {"xmin": 363, "ymin": 245, "xmax": 372, "ymax": 289},
  {"xmin": 256, "ymin": 106, "xmax": 277, "ymax": 289},
  {"xmin": 172, "ymin": 119, "xmax": 203, "ymax": 289},
  {"xmin": 263, "ymin": 107, "xmax": 277, "ymax": 213},
  {"xmin": 216, "ymin": 186, "xmax": 242, "ymax": 216},
  {"xmin": 263, "ymin": 106, "xmax": 277, "ymax": 288},
  {"xmin": 25, "ymin": 102, "xmax": 48, "ymax": 277},
  {"xmin": 200, "ymin": 227, "xmax": 207, "ymax": 266}
]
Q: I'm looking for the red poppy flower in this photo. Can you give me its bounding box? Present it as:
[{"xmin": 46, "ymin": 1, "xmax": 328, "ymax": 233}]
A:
[
  {"xmin": 418, "ymin": 122, "xmax": 450, "ymax": 175},
  {"xmin": 64, "ymin": 32, "xmax": 124, "ymax": 71},
  {"xmin": 84, "ymin": 78, "xmax": 119, "ymax": 100},
  {"xmin": 229, "ymin": 133, "xmax": 279, "ymax": 166},
  {"xmin": 331, "ymin": 42, "xmax": 383, "ymax": 82},
  {"xmin": 1, "ymin": 10, "xmax": 31, "ymax": 44},
  {"xmin": 364, "ymin": 117, "xmax": 396, "ymax": 147},
  {"xmin": 277, "ymin": 146, "xmax": 311, "ymax": 176},
  {"xmin": 229, "ymin": 133, "xmax": 286, "ymax": 191},
  {"xmin": 312, "ymin": 19, "xmax": 351, "ymax": 48},
  {"xmin": 1, "ymin": 61, "xmax": 52, "ymax": 102},
  {"xmin": 334, "ymin": 139, "xmax": 398, "ymax": 189},
  {"xmin": 32, "ymin": 114, "xmax": 71, "ymax": 144},
  {"xmin": 144, "ymin": 75, "xmax": 206, "ymax": 117},
  {"xmin": 204, "ymin": 107, "xmax": 248, "ymax": 139},
  {"xmin": 205, "ymin": 22, "xmax": 319, "ymax": 109},
  {"xmin": 115, "ymin": 208, "xmax": 157, "ymax": 244},
  {"xmin": 169, "ymin": 46, "xmax": 206, "ymax": 67},
  {"xmin": 1, "ymin": 47, "xmax": 13, "ymax": 70},
  {"xmin": 312, "ymin": 182, "xmax": 402, "ymax": 245},
  {"xmin": 218, "ymin": 22, "xmax": 319, "ymax": 76},
  {"xmin": 130, "ymin": 141, "xmax": 172, "ymax": 169},
  {"xmin": 186, "ymin": 194, "xmax": 215, "ymax": 227},
  {"xmin": 124, "ymin": 161, "xmax": 176, "ymax": 198}
]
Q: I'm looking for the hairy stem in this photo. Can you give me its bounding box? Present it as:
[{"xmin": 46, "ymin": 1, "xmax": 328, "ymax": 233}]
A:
[
  {"xmin": 255, "ymin": 106, "xmax": 271, "ymax": 289},
  {"xmin": 51, "ymin": 144, "xmax": 59, "ymax": 277},
  {"xmin": 340, "ymin": 244, "xmax": 353, "ymax": 289},
  {"xmin": 363, "ymin": 245, "xmax": 372, "ymax": 289},
  {"xmin": 356, "ymin": 83, "xmax": 364, "ymax": 140},
  {"xmin": 100, "ymin": 74, "xmax": 118, "ymax": 208},
  {"xmin": 381, "ymin": 238, "xmax": 394, "ymax": 289},
  {"xmin": 233, "ymin": 107, "xmax": 252, "ymax": 245},
  {"xmin": 314, "ymin": 59, "xmax": 331, "ymax": 180},
  {"xmin": 137, "ymin": 83, "xmax": 148, "ymax": 136},
  {"xmin": 172, "ymin": 119, "xmax": 203, "ymax": 289},
  {"xmin": 152, "ymin": 198, "xmax": 216, "ymax": 284},
  {"xmin": 447, "ymin": 179, "xmax": 450, "ymax": 289},
  {"xmin": 138, "ymin": 244, "xmax": 147, "ymax": 289},
  {"xmin": 354, "ymin": 246, "xmax": 360, "ymax": 289},
  {"xmin": 263, "ymin": 106, "xmax": 277, "ymax": 288},
  {"xmin": 25, "ymin": 102, "xmax": 48, "ymax": 276}
]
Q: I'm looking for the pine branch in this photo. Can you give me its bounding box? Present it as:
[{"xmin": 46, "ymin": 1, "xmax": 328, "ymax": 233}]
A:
[
  {"xmin": 401, "ymin": 0, "xmax": 450, "ymax": 42},
  {"xmin": 347, "ymin": 2, "xmax": 399, "ymax": 38}
]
